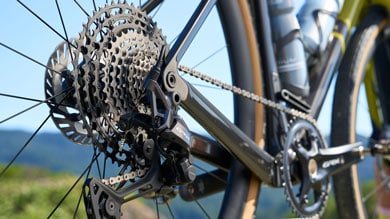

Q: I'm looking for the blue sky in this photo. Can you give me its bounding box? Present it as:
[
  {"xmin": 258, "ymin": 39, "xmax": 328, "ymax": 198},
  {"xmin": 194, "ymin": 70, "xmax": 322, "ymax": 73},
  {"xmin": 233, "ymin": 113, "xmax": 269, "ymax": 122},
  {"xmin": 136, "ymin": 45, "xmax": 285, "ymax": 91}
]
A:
[
  {"xmin": 0, "ymin": 1, "xmax": 371, "ymax": 138},
  {"xmin": 0, "ymin": 1, "xmax": 232, "ymax": 133}
]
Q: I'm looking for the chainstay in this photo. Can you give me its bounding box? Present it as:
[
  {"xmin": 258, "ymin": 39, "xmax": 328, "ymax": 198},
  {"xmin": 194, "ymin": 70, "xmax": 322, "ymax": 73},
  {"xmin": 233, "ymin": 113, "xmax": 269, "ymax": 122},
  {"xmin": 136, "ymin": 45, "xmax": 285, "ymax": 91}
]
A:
[{"xmin": 178, "ymin": 65, "xmax": 317, "ymax": 125}]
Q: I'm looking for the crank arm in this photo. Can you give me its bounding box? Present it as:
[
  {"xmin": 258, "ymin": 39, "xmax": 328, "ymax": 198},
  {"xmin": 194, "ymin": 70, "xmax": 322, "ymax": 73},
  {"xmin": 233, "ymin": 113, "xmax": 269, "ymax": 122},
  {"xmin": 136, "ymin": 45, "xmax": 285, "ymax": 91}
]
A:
[
  {"xmin": 308, "ymin": 142, "xmax": 364, "ymax": 183},
  {"xmin": 311, "ymin": 139, "xmax": 390, "ymax": 184}
]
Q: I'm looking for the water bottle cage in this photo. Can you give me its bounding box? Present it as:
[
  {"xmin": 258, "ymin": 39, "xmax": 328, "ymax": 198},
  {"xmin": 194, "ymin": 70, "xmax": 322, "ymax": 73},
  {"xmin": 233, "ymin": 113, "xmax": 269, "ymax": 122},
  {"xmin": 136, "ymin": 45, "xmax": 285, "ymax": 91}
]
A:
[
  {"xmin": 274, "ymin": 29, "xmax": 303, "ymax": 53},
  {"xmin": 309, "ymin": 9, "xmax": 339, "ymax": 56}
]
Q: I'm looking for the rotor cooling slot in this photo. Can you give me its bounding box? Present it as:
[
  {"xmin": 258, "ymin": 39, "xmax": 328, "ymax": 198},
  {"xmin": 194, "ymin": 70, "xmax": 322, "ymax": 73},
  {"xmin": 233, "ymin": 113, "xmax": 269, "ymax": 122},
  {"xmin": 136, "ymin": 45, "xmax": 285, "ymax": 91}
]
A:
[
  {"xmin": 46, "ymin": 2, "xmax": 167, "ymax": 168},
  {"xmin": 45, "ymin": 39, "xmax": 94, "ymax": 145}
]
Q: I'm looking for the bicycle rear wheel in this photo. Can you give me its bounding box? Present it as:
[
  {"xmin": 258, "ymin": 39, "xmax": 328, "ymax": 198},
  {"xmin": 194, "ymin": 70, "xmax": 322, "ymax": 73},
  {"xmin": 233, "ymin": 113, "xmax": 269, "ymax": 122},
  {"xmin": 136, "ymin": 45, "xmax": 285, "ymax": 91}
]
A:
[
  {"xmin": 331, "ymin": 6, "xmax": 390, "ymax": 219},
  {"xmin": 0, "ymin": 0, "xmax": 264, "ymax": 218}
]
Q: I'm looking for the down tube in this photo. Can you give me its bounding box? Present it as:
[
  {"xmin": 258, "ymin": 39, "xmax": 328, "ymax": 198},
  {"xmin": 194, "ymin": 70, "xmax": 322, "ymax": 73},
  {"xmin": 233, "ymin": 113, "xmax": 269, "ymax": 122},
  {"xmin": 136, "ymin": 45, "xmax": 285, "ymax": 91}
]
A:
[{"xmin": 181, "ymin": 83, "xmax": 275, "ymax": 184}]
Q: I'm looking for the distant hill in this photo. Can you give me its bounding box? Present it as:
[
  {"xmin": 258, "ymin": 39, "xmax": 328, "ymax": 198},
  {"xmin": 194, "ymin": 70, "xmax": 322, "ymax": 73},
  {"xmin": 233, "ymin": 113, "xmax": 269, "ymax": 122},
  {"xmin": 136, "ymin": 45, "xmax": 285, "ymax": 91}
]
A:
[{"xmin": 0, "ymin": 129, "xmax": 94, "ymax": 174}]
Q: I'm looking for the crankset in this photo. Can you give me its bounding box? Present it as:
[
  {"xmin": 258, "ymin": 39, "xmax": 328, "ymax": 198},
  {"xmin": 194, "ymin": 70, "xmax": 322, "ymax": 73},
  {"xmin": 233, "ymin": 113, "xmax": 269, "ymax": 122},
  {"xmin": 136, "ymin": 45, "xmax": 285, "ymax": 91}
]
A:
[
  {"xmin": 278, "ymin": 120, "xmax": 390, "ymax": 217},
  {"xmin": 280, "ymin": 119, "xmax": 330, "ymax": 217}
]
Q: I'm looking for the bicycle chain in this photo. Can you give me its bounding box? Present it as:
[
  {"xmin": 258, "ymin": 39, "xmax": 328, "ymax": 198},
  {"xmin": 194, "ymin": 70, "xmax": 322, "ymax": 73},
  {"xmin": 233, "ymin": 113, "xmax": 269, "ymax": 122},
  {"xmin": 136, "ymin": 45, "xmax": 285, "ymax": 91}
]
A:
[
  {"xmin": 101, "ymin": 167, "xmax": 149, "ymax": 186},
  {"xmin": 179, "ymin": 65, "xmax": 327, "ymax": 218},
  {"xmin": 178, "ymin": 64, "xmax": 317, "ymax": 125}
]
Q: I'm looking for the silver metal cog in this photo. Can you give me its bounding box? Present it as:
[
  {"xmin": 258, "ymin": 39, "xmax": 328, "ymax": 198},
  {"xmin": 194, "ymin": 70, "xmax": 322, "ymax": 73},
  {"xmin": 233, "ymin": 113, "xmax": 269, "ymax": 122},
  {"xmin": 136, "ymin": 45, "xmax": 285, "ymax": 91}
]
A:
[
  {"xmin": 281, "ymin": 119, "xmax": 330, "ymax": 218},
  {"xmin": 68, "ymin": 2, "xmax": 166, "ymax": 166}
]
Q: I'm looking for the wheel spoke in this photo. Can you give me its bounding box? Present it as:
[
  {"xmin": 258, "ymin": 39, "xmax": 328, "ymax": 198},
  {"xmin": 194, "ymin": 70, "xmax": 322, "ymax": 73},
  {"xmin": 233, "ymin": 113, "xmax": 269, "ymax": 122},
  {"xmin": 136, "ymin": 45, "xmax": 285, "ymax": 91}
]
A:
[
  {"xmin": 193, "ymin": 163, "xmax": 227, "ymax": 184},
  {"xmin": 155, "ymin": 198, "xmax": 160, "ymax": 219},
  {"xmin": 55, "ymin": 0, "xmax": 69, "ymax": 41},
  {"xmin": 91, "ymin": 0, "xmax": 98, "ymax": 11},
  {"xmin": 0, "ymin": 92, "xmax": 49, "ymax": 104},
  {"xmin": 0, "ymin": 41, "xmax": 62, "ymax": 75},
  {"xmin": 48, "ymin": 151, "xmax": 101, "ymax": 218},
  {"xmin": 0, "ymin": 114, "xmax": 50, "ymax": 178},
  {"xmin": 191, "ymin": 45, "xmax": 227, "ymax": 69},
  {"xmin": 0, "ymin": 102, "xmax": 44, "ymax": 124},
  {"xmin": 55, "ymin": 0, "xmax": 75, "ymax": 63},
  {"xmin": 179, "ymin": 45, "xmax": 229, "ymax": 92},
  {"xmin": 149, "ymin": 1, "xmax": 164, "ymax": 19},
  {"xmin": 92, "ymin": 146, "xmax": 104, "ymax": 179},
  {"xmin": 16, "ymin": 0, "xmax": 76, "ymax": 48},
  {"xmin": 73, "ymin": 0, "xmax": 90, "ymax": 17},
  {"xmin": 0, "ymin": 86, "xmax": 74, "ymax": 177},
  {"xmin": 73, "ymin": 190, "xmax": 84, "ymax": 218},
  {"xmin": 194, "ymin": 198, "xmax": 211, "ymax": 219},
  {"xmin": 166, "ymin": 202, "xmax": 175, "ymax": 219},
  {"xmin": 0, "ymin": 92, "xmax": 72, "ymax": 108},
  {"xmin": 363, "ymin": 175, "xmax": 390, "ymax": 203},
  {"xmin": 0, "ymin": 88, "xmax": 73, "ymax": 124}
]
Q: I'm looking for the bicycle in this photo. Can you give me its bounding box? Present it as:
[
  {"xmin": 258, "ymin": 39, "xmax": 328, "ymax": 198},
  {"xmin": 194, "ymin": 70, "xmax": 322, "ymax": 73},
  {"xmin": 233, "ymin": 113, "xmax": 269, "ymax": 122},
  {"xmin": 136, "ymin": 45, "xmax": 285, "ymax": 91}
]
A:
[{"xmin": 0, "ymin": 0, "xmax": 390, "ymax": 218}]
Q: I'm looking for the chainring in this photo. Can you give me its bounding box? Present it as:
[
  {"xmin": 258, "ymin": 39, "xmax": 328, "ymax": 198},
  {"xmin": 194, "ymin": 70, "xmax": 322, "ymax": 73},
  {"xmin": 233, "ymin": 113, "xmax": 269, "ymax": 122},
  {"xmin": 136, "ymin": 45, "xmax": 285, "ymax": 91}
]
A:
[{"xmin": 281, "ymin": 119, "xmax": 330, "ymax": 218}]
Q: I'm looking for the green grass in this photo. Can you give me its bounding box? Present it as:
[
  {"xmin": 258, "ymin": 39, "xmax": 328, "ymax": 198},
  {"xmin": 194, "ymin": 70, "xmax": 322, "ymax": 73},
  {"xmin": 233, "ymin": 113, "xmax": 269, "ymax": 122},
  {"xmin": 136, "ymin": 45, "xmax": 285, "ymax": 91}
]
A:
[
  {"xmin": 0, "ymin": 165, "xmax": 86, "ymax": 218},
  {"xmin": 0, "ymin": 165, "xmax": 163, "ymax": 219}
]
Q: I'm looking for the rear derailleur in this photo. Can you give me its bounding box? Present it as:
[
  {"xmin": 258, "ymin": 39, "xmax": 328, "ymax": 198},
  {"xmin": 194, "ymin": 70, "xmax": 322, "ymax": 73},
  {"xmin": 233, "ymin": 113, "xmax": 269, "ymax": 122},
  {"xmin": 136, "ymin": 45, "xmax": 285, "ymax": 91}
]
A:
[
  {"xmin": 83, "ymin": 134, "xmax": 195, "ymax": 219},
  {"xmin": 82, "ymin": 64, "xmax": 195, "ymax": 219}
]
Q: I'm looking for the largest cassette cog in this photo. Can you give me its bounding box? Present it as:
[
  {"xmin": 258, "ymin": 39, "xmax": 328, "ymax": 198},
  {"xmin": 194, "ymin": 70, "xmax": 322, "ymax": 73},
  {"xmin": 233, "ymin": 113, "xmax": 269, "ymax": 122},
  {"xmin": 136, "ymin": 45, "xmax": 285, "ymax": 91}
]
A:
[{"xmin": 70, "ymin": 2, "xmax": 167, "ymax": 166}]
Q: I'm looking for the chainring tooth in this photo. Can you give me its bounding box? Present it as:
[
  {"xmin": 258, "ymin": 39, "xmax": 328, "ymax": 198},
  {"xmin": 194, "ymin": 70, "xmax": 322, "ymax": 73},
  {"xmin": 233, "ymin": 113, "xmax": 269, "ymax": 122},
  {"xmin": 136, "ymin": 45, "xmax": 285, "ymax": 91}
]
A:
[{"xmin": 280, "ymin": 120, "xmax": 330, "ymax": 218}]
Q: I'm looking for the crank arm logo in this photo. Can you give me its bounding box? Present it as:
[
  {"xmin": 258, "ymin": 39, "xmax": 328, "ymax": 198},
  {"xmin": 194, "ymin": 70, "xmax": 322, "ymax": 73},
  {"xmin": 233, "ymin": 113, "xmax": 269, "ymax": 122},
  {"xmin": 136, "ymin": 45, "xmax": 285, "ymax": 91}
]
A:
[{"xmin": 321, "ymin": 157, "xmax": 345, "ymax": 169}]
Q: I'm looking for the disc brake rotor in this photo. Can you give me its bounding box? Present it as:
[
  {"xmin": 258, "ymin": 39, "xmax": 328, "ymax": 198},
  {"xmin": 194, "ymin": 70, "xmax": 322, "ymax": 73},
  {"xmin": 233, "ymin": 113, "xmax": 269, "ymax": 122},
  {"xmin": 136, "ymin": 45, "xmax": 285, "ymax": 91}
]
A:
[{"xmin": 45, "ymin": 39, "xmax": 94, "ymax": 145}]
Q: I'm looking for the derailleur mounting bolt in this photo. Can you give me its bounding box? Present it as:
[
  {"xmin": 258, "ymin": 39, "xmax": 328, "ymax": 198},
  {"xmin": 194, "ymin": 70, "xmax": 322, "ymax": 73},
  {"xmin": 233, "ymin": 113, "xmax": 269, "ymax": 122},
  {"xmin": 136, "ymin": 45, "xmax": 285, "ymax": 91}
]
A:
[{"xmin": 166, "ymin": 72, "xmax": 177, "ymax": 88}]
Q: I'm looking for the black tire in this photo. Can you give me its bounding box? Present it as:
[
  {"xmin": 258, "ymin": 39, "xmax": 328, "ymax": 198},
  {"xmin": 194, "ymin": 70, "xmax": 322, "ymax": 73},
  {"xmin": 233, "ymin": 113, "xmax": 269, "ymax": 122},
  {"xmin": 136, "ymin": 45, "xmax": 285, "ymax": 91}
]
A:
[
  {"xmin": 217, "ymin": 1, "xmax": 264, "ymax": 218},
  {"xmin": 331, "ymin": 6, "xmax": 390, "ymax": 219}
]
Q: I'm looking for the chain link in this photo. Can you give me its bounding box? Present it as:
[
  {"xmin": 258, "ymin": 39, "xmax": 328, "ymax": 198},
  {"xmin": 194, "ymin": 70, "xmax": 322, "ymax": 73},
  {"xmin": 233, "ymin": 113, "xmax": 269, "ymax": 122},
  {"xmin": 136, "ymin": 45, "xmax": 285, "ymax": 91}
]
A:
[
  {"xmin": 178, "ymin": 64, "xmax": 317, "ymax": 125},
  {"xmin": 101, "ymin": 168, "xmax": 148, "ymax": 186}
]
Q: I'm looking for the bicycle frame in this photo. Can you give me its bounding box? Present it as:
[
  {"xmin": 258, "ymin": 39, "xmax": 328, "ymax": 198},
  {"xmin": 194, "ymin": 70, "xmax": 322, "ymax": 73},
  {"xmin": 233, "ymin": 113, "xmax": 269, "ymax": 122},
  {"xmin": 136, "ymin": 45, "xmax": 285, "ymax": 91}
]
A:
[{"xmin": 158, "ymin": 0, "xmax": 390, "ymax": 188}]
